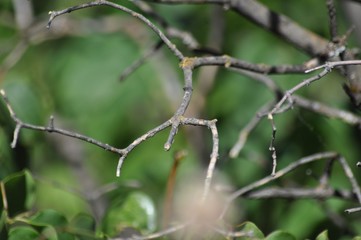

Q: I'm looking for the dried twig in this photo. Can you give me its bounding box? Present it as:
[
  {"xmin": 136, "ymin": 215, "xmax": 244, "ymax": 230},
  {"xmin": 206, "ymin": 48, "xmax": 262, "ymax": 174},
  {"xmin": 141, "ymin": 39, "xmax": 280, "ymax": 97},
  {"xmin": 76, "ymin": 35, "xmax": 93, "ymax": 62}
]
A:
[
  {"xmin": 119, "ymin": 40, "xmax": 164, "ymax": 81},
  {"xmin": 229, "ymin": 103, "xmax": 272, "ymax": 158},
  {"xmin": 220, "ymin": 152, "xmax": 339, "ymax": 218},
  {"xmin": 326, "ymin": 0, "xmax": 338, "ymax": 42},
  {"xmin": 190, "ymin": 55, "xmax": 307, "ymax": 74},
  {"xmin": 47, "ymin": 0, "xmax": 184, "ymax": 60}
]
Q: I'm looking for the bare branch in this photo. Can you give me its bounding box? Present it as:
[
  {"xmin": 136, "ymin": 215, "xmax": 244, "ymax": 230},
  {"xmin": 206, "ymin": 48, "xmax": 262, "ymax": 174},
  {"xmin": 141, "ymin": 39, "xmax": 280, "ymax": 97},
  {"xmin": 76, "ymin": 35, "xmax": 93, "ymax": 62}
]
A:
[
  {"xmin": 326, "ymin": 0, "xmax": 338, "ymax": 42},
  {"xmin": 245, "ymin": 187, "xmax": 354, "ymax": 200},
  {"xmin": 190, "ymin": 55, "xmax": 307, "ymax": 74},
  {"xmin": 220, "ymin": 152, "xmax": 338, "ymax": 218},
  {"xmin": 119, "ymin": 40, "xmax": 164, "ymax": 81},
  {"xmin": 338, "ymin": 156, "xmax": 361, "ymax": 204},
  {"xmin": 164, "ymin": 67, "xmax": 193, "ymax": 151},
  {"xmin": 267, "ymin": 113, "xmax": 277, "ymax": 176},
  {"xmin": 47, "ymin": 0, "xmax": 184, "ymax": 60},
  {"xmin": 305, "ymin": 60, "xmax": 361, "ymax": 73},
  {"xmin": 229, "ymin": 103, "xmax": 273, "ymax": 158},
  {"xmin": 293, "ymin": 95, "xmax": 361, "ymax": 126},
  {"xmin": 1, "ymin": 89, "xmax": 124, "ymax": 154}
]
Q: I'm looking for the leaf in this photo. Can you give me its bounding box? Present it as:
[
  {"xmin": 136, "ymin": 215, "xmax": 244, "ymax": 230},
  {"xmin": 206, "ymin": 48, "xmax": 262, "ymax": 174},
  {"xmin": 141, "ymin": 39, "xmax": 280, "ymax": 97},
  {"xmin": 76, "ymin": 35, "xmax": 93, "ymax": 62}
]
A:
[
  {"xmin": 8, "ymin": 226, "xmax": 40, "ymax": 240},
  {"xmin": 30, "ymin": 209, "xmax": 68, "ymax": 227},
  {"xmin": 102, "ymin": 191, "xmax": 156, "ymax": 237},
  {"xmin": 1, "ymin": 170, "xmax": 35, "ymax": 217},
  {"xmin": 353, "ymin": 237, "xmax": 361, "ymax": 240},
  {"xmin": 0, "ymin": 211, "xmax": 8, "ymax": 240},
  {"xmin": 266, "ymin": 230, "xmax": 296, "ymax": 240},
  {"xmin": 29, "ymin": 209, "xmax": 73, "ymax": 240},
  {"xmin": 69, "ymin": 213, "xmax": 98, "ymax": 240},
  {"xmin": 235, "ymin": 221, "xmax": 264, "ymax": 239},
  {"xmin": 316, "ymin": 230, "xmax": 329, "ymax": 240},
  {"xmin": 70, "ymin": 213, "xmax": 96, "ymax": 231}
]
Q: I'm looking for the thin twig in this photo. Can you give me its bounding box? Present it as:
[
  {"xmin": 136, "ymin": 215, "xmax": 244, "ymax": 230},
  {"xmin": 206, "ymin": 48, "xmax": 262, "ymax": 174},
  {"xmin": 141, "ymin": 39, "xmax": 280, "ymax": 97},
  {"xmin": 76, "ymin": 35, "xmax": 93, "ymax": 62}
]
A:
[
  {"xmin": 164, "ymin": 67, "xmax": 193, "ymax": 151},
  {"xmin": 47, "ymin": 0, "xmax": 184, "ymax": 60},
  {"xmin": 267, "ymin": 114, "xmax": 277, "ymax": 176},
  {"xmin": 229, "ymin": 103, "xmax": 272, "ymax": 158},
  {"xmin": 180, "ymin": 118, "xmax": 219, "ymax": 202},
  {"xmin": 338, "ymin": 156, "xmax": 361, "ymax": 204},
  {"xmin": 305, "ymin": 60, "xmax": 361, "ymax": 73},
  {"xmin": 119, "ymin": 40, "xmax": 164, "ymax": 81},
  {"xmin": 244, "ymin": 187, "xmax": 355, "ymax": 200},
  {"xmin": 1, "ymin": 89, "xmax": 123, "ymax": 154},
  {"xmin": 293, "ymin": 95, "xmax": 361, "ymax": 126},
  {"xmin": 345, "ymin": 207, "xmax": 361, "ymax": 214},
  {"xmin": 326, "ymin": 0, "xmax": 338, "ymax": 42},
  {"xmin": 191, "ymin": 55, "xmax": 307, "ymax": 74},
  {"xmin": 264, "ymin": 68, "xmax": 330, "ymax": 117},
  {"xmin": 220, "ymin": 152, "xmax": 338, "ymax": 219}
]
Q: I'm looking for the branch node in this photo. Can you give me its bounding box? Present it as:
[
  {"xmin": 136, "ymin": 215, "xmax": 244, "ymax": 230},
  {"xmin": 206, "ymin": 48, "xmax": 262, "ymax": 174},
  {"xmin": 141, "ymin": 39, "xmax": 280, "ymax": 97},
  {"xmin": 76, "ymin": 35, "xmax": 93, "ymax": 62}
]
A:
[
  {"xmin": 48, "ymin": 115, "xmax": 54, "ymax": 132},
  {"xmin": 179, "ymin": 57, "xmax": 195, "ymax": 69}
]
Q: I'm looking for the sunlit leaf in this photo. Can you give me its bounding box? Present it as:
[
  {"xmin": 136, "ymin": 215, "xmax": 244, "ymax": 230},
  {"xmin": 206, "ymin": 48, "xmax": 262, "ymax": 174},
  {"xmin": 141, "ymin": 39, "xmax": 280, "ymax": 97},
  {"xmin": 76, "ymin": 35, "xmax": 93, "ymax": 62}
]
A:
[
  {"xmin": 266, "ymin": 230, "xmax": 296, "ymax": 240},
  {"xmin": 235, "ymin": 221, "xmax": 264, "ymax": 239},
  {"xmin": 316, "ymin": 230, "xmax": 329, "ymax": 240}
]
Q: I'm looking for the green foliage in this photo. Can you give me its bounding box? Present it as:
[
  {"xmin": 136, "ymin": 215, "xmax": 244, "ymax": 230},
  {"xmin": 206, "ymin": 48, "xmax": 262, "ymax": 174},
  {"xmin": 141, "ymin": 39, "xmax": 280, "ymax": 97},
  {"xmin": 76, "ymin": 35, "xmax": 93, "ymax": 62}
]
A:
[
  {"xmin": 236, "ymin": 221, "xmax": 264, "ymax": 239},
  {"xmin": 316, "ymin": 230, "xmax": 329, "ymax": 240},
  {"xmin": 1, "ymin": 1, "xmax": 361, "ymax": 239},
  {"xmin": 1, "ymin": 170, "xmax": 35, "ymax": 217},
  {"xmin": 8, "ymin": 226, "xmax": 40, "ymax": 240},
  {"xmin": 102, "ymin": 191, "xmax": 156, "ymax": 237},
  {"xmin": 265, "ymin": 230, "xmax": 296, "ymax": 240}
]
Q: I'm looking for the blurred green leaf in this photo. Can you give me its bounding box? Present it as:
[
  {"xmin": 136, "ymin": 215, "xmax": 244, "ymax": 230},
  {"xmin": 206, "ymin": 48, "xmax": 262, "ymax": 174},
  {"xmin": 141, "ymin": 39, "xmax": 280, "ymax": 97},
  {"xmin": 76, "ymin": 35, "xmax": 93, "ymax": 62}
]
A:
[
  {"xmin": 29, "ymin": 209, "xmax": 78, "ymax": 240},
  {"xmin": 0, "ymin": 211, "xmax": 7, "ymax": 240},
  {"xmin": 265, "ymin": 230, "xmax": 296, "ymax": 240},
  {"xmin": 235, "ymin": 221, "xmax": 264, "ymax": 239},
  {"xmin": 70, "ymin": 213, "xmax": 95, "ymax": 232},
  {"xmin": 1, "ymin": 170, "xmax": 35, "ymax": 217},
  {"xmin": 69, "ymin": 213, "xmax": 98, "ymax": 240},
  {"xmin": 102, "ymin": 191, "xmax": 156, "ymax": 237},
  {"xmin": 316, "ymin": 230, "xmax": 329, "ymax": 240},
  {"xmin": 8, "ymin": 226, "xmax": 40, "ymax": 240},
  {"xmin": 30, "ymin": 209, "xmax": 68, "ymax": 227}
]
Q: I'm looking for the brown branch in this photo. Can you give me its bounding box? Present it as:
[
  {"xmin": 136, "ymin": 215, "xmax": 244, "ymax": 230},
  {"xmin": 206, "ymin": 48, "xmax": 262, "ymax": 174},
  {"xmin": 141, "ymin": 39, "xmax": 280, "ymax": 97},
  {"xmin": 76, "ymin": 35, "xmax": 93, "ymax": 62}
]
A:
[{"xmin": 163, "ymin": 150, "xmax": 187, "ymax": 228}]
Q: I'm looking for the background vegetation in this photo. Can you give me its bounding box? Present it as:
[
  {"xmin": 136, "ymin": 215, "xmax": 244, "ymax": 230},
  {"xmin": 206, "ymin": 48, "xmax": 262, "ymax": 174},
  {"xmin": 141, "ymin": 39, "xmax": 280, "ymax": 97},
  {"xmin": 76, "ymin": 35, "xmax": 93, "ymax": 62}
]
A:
[{"xmin": 1, "ymin": 0, "xmax": 361, "ymax": 239}]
